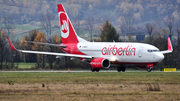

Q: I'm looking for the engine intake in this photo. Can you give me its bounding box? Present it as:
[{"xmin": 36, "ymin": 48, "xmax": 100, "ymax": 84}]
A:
[{"xmin": 90, "ymin": 58, "xmax": 110, "ymax": 69}]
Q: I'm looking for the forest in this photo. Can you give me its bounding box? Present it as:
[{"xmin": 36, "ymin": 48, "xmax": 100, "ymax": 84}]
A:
[{"xmin": 0, "ymin": 0, "xmax": 180, "ymax": 69}]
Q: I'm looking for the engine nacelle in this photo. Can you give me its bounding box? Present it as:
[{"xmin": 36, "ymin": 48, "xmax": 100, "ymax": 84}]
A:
[{"xmin": 90, "ymin": 58, "xmax": 110, "ymax": 69}]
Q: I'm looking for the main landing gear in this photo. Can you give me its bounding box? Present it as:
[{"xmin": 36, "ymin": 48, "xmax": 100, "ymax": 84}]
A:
[
  {"xmin": 91, "ymin": 68, "xmax": 100, "ymax": 72},
  {"xmin": 117, "ymin": 66, "xmax": 126, "ymax": 72}
]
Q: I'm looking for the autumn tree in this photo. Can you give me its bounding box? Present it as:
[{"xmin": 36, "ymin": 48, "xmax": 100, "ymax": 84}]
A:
[
  {"xmin": 0, "ymin": 30, "xmax": 8, "ymax": 69},
  {"xmin": 100, "ymin": 20, "xmax": 119, "ymax": 42},
  {"xmin": 32, "ymin": 31, "xmax": 47, "ymax": 68},
  {"xmin": 20, "ymin": 29, "xmax": 39, "ymax": 63}
]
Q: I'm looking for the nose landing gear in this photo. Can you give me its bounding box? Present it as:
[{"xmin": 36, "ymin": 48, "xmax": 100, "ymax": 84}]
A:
[
  {"xmin": 147, "ymin": 67, "xmax": 151, "ymax": 72},
  {"xmin": 147, "ymin": 64, "xmax": 153, "ymax": 72}
]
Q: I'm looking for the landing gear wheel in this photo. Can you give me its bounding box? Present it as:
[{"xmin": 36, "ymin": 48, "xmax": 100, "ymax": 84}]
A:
[
  {"xmin": 117, "ymin": 66, "xmax": 126, "ymax": 72},
  {"xmin": 91, "ymin": 68, "xmax": 100, "ymax": 72},
  {"xmin": 121, "ymin": 66, "xmax": 126, "ymax": 72},
  {"xmin": 95, "ymin": 69, "xmax": 100, "ymax": 72},
  {"xmin": 117, "ymin": 66, "xmax": 121, "ymax": 72},
  {"xmin": 147, "ymin": 68, "xmax": 152, "ymax": 72},
  {"xmin": 91, "ymin": 68, "xmax": 95, "ymax": 72}
]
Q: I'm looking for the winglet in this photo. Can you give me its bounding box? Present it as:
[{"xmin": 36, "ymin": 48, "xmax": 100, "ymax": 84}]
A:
[
  {"xmin": 7, "ymin": 37, "xmax": 17, "ymax": 51},
  {"xmin": 168, "ymin": 37, "xmax": 173, "ymax": 51},
  {"xmin": 161, "ymin": 37, "xmax": 173, "ymax": 54}
]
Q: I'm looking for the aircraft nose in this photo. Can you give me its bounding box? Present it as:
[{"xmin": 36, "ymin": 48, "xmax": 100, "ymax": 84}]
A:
[{"xmin": 157, "ymin": 53, "xmax": 164, "ymax": 62}]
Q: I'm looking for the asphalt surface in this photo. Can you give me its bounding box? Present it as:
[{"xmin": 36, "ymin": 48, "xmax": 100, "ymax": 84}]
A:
[{"xmin": 0, "ymin": 70, "xmax": 179, "ymax": 73}]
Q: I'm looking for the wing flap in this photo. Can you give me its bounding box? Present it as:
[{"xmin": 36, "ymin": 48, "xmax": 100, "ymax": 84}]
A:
[{"xmin": 25, "ymin": 41, "xmax": 66, "ymax": 48}]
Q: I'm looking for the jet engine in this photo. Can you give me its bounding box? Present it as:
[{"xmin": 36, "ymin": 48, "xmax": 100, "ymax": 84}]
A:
[{"xmin": 90, "ymin": 58, "xmax": 110, "ymax": 69}]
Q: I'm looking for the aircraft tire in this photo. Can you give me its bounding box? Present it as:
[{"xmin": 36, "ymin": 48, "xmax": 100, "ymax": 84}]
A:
[
  {"xmin": 117, "ymin": 66, "xmax": 121, "ymax": 72},
  {"xmin": 121, "ymin": 66, "xmax": 126, "ymax": 72},
  {"xmin": 91, "ymin": 68, "xmax": 95, "ymax": 72},
  {"xmin": 147, "ymin": 68, "xmax": 152, "ymax": 72},
  {"xmin": 96, "ymin": 69, "xmax": 100, "ymax": 72}
]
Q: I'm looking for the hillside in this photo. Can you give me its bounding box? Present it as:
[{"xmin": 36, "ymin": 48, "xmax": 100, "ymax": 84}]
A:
[{"xmin": 0, "ymin": 0, "xmax": 180, "ymax": 40}]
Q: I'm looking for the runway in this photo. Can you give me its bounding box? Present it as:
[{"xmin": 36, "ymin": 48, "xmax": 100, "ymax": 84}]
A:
[{"xmin": 0, "ymin": 70, "xmax": 179, "ymax": 73}]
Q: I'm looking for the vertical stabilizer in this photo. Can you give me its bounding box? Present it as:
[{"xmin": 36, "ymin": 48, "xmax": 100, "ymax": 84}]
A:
[{"xmin": 57, "ymin": 4, "xmax": 80, "ymax": 43}]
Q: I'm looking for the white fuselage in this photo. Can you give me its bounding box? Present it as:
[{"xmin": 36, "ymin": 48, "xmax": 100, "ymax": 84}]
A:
[{"xmin": 77, "ymin": 42, "xmax": 164, "ymax": 64}]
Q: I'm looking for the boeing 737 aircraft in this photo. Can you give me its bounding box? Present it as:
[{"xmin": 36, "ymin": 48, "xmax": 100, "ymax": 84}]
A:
[{"xmin": 7, "ymin": 4, "xmax": 173, "ymax": 72}]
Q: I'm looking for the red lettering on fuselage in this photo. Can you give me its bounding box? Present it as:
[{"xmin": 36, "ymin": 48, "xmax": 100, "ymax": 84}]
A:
[{"xmin": 101, "ymin": 45, "xmax": 136, "ymax": 56}]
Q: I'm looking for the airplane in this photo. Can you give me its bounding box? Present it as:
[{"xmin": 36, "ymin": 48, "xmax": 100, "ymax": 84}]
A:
[{"xmin": 7, "ymin": 4, "xmax": 173, "ymax": 72}]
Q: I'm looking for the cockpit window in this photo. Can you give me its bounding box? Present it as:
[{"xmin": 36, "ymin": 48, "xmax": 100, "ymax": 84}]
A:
[{"xmin": 147, "ymin": 50, "xmax": 160, "ymax": 52}]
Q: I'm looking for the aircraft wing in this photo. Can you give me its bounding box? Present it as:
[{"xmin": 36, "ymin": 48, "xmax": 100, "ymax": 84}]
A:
[
  {"xmin": 25, "ymin": 41, "xmax": 66, "ymax": 48},
  {"xmin": 161, "ymin": 37, "xmax": 173, "ymax": 54},
  {"xmin": 7, "ymin": 37, "xmax": 92, "ymax": 58}
]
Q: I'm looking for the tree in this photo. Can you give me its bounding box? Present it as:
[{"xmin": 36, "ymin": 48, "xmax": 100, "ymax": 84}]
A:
[
  {"xmin": 85, "ymin": 15, "xmax": 94, "ymax": 41},
  {"xmin": 164, "ymin": 16, "xmax": 175, "ymax": 36},
  {"xmin": 32, "ymin": 31, "xmax": 47, "ymax": 68},
  {"xmin": 100, "ymin": 20, "xmax": 119, "ymax": 42},
  {"xmin": 164, "ymin": 16, "xmax": 175, "ymax": 67},
  {"xmin": 74, "ymin": 15, "xmax": 80, "ymax": 35},
  {"xmin": 119, "ymin": 14, "xmax": 137, "ymax": 41},
  {"xmin": 0, "ymin": 30, "xmax": 8, "ymax": 69},
  {"xmin": 2, "ymin": 15, "xmax": 14, "ymax": 38},
  {"xmin": 20, "ymin": 37, "xmax": 28, "ymax": 62},
  {"xmin": 145, "ymin": 23, "xmax": 155, "ymax": 44},
  {"xmin": 39, "ymin": 12, "xmax": 54, "ymax": 36},
  {"xmin": 69, "ymin": 4, "xmax": 81, "ymax": 35},
  {"xmin": 46, "ymin": 34, "xmax": 61, "ymax": 69},
  {"xmin": 177, "ymin": 27, "xmax": 180, "ymax": 67},
  {"xmin": 20, "ymin": 29, "xmax": 39, "ymax": 63}
]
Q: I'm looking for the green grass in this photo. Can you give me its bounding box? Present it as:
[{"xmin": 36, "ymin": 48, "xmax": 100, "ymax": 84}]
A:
[
  {"xmin": 0, "ymin": 24, "xmax": 40, "ymax": 31},
  {"xmin": 15, "ymin": 63, "xmax": 35, "ymax": 69},
  {"xmin": 0, "ymin": 72, "xmax": 180, "ymax": 84},
  {"xmin": 13, "ymin": 25, "xmax": 40, "ymax": 31}
]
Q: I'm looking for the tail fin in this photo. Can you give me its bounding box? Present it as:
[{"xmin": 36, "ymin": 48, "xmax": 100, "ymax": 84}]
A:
[{"xmin": 57, "ymin": 4, "xmax": 80, "ymax": 43}]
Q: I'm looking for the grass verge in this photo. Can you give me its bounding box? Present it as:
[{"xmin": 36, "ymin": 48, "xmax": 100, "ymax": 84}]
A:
[
  {"xmin": 0, "ymin": 72, "xmax": 180, "ymax": 101},
  {"xmin": 0, "ymin": 72, "xmax": 180, "ymax": 84}
]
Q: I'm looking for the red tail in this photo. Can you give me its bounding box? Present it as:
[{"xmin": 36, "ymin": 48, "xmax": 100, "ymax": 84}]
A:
[{"xmin": 57, "ymin": 4, "xmax": 79, "ymax": 43}]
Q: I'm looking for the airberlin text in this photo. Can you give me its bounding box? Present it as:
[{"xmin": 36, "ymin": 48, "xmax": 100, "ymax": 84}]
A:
[{"xmin": 102, "ymin": 45, "xmax": 136, "ymax": 56}]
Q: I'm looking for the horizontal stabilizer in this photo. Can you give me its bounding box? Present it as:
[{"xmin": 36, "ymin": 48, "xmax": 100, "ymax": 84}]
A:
[{"xmin": 25, "ymin": 41, "xmax": 66, "ymax": 48}]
